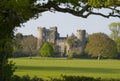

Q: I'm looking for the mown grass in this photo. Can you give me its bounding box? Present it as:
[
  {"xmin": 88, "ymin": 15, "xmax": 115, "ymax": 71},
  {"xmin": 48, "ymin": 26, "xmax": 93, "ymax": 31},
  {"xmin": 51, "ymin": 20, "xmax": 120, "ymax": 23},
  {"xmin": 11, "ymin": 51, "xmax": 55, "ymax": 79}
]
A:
[{"xmin": 11, "ymin": 57, "xmax": 120, "ymax": 79}]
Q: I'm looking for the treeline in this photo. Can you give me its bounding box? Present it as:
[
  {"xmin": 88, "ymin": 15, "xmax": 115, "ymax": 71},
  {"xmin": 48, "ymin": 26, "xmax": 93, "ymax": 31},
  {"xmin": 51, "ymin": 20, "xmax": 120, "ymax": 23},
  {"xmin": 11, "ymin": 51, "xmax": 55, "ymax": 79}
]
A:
[
  {"xmin": 11, "ymin": 75, "xmax": 120, "ymax": 81},
  {"xmin": 12, "ymin": 33, "xmax": 38, "ymax": 58},
  {"xmin": 13, "ymin": 33, "xmax": 120, "ymax": 59},
  {"xmin": 13, "ymin": 22, "xmax": 120, "ymax": 59}
]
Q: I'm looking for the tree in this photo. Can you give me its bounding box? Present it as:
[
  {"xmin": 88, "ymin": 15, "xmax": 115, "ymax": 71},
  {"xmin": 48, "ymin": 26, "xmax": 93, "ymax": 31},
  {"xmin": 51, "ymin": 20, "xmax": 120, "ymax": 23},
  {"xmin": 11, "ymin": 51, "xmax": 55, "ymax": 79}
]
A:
[
  {"xmin": 13, "ymin": 33, "xmax": 23, "ymax": 55},
  {"xmin": 15, "ymin": 33, "xmax": 23, "ymax": 40},
  {"xmin": 21, "ymin": 35, "xmax": 37, "ymax": 58},
  {"xmin": 0, "ymin": 0, "xmax": 39, "ymax": 80},
  {"xmin": 115, "ymin": 37, "xmax": 120, "ymax": 58},
  {"xmin": 67, "ymin": 35, "xmax": 82, "ymax": 58},
  {"xmin": 109, "ymin": 22, "xmax": 120, "ymax": 58},
  {"xmin": 0, "ymin": 0, "xmax": 120, "ymax": 80},
  {"xmin": 86, "ymin": 33, "xmax": 117, "ymax": 60},
  {"xmin": 109, "ymin": 22, "xmax": 120, "ymax": 40},
  {"xmin": 40, "ymin": 42, "xmax": 54, "ymax": 57}
]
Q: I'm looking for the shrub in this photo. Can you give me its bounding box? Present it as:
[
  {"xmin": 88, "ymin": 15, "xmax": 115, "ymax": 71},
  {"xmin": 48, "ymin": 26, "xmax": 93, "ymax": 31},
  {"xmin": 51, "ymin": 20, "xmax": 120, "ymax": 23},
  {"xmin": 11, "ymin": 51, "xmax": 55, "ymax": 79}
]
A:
[{"xmin": 11, "ymin": 75, "xmax": 120, "ymax": 81}]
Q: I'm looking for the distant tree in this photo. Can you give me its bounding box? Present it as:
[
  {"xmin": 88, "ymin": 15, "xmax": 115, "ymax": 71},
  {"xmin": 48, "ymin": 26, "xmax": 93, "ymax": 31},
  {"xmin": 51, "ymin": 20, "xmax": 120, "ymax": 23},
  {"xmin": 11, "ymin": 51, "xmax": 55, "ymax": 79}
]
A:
[
  {"xmin": 12, "ymin": 40, "xmax": 22, "ymax": 57},
  {"xmin": 21, "ymin": 35, "xmax": 37, "ymax": 59},
  {"xmin": 86, "ymin": 33, "xmax": 117, "ymax": 60},
  {"xmin": 15, "ymin": 33, "xmax": 23, "ymax": 40},
  {"xmin": 67, "ymin": 34, "xmax": 79, "ymax": 49},
  {"xmin": 67, "ymin": 35, "xmax": 82, "ymax": 58},
  {"xmin": 40, "ymin": 42, "xmax": 54, "ymax": 57},
  {"xmin": 115, "ymin": 37, "xmax": 120, "ymax": 51},
  {"xmin": 52, "ymin": 44, "xmax": 60, "ymax": 56},
  {"xmin": 109, "ymin": 22, "xmax": 120, "ymax": 40},
  {"xmin": 114, "ymin": 37, "xmax": 120, "ymax": 58},
  {"xmin": 109, "ymin": 22, "xmax": 120, "ymax": 58},
  {"xmin": 13, "ymin": 33, "xmax": 23, "ymax": 55}
]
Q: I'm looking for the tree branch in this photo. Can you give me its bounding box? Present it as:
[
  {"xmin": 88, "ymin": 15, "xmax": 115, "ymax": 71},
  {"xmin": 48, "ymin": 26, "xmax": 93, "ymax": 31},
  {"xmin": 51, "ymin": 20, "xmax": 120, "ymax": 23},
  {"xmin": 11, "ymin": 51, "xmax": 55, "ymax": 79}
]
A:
[
  {"xmin": 83, "ymin": 11, "xmax": 120, "ymax": 18},
  {"xmin": 36, "ymin": 1, "xmax": 120, "ymax": 18}
]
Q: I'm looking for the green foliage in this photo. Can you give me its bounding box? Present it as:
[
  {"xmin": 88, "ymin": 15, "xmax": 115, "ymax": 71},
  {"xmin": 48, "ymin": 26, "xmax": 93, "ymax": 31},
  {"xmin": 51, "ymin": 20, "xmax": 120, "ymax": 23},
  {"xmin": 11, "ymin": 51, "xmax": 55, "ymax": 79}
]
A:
[
  {"xmin": 11, "ymin": 75, "xmax": 120, "ymax": 81},
  {"xmin": 11, "ymin": 75, "xmax": 44, "ymax": 81},
  {"xmin": 86, "ymin": 33, "xmax": 117, "ymax": 59},
  {"xmin": 5, "ymin": 61, "xmax": 16, "ymax": 81},
  {"xmin": 67, "ymin": 35, "xmax": 80, "ymax": 49},
  {"xmin": 67, "ymin": 35, "xmax": 83, "ymax": 58},
  {"xmin": 109, "ymin": 22, "xmax": 120, "ymax": 58},
  {"xmin": 54, "ymin": 0, "xmax": 120, "ymax": 8},
  {"xmin": 114, "ymin": 37, "xmax": 120, "ymax": 58},
  {"xmin": 109, "ymin": 22, "xmax": 120, "ymax": 40},
  {"xmin": 13, "ymin": 34, "xmax": 37, "ymax": 58},
  {"xmin": 115, "ymin": 37, "xmax": 120, "ymax": 53},
  {"xmin": 15, "ymin": 33, "xmax": 23, "ymax": 40},
  {"xmin": 40, "ymin": 42, "xmax": 54, "ymax": 57},
  {"xmin": 88, "ymin": 0, "xmax": 120, "ymax": 8},
  {"xmin": 0, "ymin": 0, "xmax": 38, "ymax": 80},
  {"xmin": 0, "ymin": 37, "xmax": 15, "ymax": 81}
]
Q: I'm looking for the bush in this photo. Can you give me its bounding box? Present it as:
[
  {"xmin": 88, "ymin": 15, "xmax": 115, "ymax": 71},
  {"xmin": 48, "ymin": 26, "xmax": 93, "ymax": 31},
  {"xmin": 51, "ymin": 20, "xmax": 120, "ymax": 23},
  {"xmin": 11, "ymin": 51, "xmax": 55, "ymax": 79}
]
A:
[{"xmin": 11, "ymin": 75, "xmax": 120, "ymax": 81}]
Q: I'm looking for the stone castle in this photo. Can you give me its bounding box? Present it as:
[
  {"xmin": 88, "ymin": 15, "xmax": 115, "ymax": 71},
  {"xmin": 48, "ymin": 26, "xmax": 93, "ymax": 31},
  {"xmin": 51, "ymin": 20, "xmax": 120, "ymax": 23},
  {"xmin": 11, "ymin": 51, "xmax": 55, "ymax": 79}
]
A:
[{"xmin": 37, "ymin": 26, "xmax": 87, "ymax": 55}]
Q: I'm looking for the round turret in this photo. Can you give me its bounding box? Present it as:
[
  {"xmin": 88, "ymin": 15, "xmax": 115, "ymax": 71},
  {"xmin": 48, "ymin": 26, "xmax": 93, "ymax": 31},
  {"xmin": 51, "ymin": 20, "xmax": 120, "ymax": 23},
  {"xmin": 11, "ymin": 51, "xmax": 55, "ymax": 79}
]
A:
[
  {"xmin": 77, "ymin": 30, "xmax": 86, "ymax": 41},
  {"xmin": 77, "ymin": 30, "xmax": 86, "ymax": 50},
  {"xmin": 37, "ymin": 27, "xmax": 45, "ymax": 49}
]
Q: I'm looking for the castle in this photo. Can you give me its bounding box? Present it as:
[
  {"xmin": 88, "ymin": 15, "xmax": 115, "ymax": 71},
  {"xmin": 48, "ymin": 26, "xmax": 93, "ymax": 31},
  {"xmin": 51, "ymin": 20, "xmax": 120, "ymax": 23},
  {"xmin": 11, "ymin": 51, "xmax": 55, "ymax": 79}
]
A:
[{"xmin": 37, "ymin": 26, "xmax": 87, "ymax": 56}]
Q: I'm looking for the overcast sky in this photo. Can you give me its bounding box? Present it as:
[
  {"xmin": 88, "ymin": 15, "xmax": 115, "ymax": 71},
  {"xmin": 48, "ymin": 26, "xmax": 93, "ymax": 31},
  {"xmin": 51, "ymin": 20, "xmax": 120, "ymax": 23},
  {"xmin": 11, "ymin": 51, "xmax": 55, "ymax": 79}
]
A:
[{"xmin": 16, "ymin": 11, "xmax": 120, "ymax": 37}]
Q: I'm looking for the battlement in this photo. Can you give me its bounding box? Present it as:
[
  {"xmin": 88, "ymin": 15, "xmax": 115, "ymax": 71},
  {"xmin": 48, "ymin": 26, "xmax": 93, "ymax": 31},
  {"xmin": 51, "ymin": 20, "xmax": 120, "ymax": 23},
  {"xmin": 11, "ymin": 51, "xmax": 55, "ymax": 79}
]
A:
[
  {"xmin": 50, "ymin": 27, "xmax": 57, "ymax": 31},
  {"xmin": 37, "ymin": 27, "xmax": 46, "ymax": 30},
  {"xmin": 77, "ymin": 30, "xmax": 86, "ymax": 32}
]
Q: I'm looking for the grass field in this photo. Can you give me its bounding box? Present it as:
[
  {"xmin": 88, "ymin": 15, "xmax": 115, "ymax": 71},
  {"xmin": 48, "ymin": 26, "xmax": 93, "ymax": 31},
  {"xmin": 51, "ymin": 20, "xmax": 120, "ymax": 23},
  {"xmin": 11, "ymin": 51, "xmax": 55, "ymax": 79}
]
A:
[{"xmin": 11, "ymin": 57, "xmax": 120, "ymax": 79}]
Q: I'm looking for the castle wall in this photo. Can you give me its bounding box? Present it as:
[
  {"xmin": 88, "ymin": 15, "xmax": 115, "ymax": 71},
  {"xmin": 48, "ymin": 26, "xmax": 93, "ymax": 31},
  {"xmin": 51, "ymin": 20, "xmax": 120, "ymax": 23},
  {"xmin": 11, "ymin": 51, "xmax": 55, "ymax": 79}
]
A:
[{"xmin": 56, "ymin": 38, "xmax": 67, "ymax": 53}]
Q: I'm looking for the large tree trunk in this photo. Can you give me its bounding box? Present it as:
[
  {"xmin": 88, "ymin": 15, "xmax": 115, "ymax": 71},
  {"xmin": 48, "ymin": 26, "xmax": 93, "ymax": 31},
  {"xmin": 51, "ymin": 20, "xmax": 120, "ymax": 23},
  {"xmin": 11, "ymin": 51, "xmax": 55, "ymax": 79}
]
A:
[
  {"xmin": 0, "ymin": 40, "xmax": 8, "ymax": 81},
  {"xmin": 0, "ymin": 32, "xmax": 15, "ymax": 81}
]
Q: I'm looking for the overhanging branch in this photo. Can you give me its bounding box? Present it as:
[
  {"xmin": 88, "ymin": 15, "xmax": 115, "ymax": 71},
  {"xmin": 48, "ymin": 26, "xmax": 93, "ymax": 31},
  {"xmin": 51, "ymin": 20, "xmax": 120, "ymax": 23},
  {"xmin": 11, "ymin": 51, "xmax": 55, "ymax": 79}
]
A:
[{"xmin": 36, "ymin": 1, "xmax": 120, "ymax": 18}]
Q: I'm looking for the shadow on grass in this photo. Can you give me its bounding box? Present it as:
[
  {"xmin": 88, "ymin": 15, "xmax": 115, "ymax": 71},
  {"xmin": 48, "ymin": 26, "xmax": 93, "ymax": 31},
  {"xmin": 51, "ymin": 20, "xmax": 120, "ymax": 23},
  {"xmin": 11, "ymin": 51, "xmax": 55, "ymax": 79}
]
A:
[{"xmin": 17, "ymin": 65, "xmax": 120, "ymax": 74}]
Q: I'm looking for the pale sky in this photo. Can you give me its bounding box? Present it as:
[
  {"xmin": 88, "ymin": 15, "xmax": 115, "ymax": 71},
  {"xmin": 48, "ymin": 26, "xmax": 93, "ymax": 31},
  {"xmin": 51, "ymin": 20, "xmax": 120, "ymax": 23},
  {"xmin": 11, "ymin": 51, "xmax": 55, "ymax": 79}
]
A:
[{"xmin": 16, "ymin": 11, "xmax": 120, "ymax": 37}]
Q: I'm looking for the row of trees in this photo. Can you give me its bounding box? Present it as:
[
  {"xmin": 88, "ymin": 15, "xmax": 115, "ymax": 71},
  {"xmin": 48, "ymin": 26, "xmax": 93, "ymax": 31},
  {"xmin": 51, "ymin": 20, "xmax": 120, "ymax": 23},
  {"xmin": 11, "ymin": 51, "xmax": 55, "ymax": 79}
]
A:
[
  {"xmin": 13, "ymin": 33, "xmax": 37, "ymax": 58},
  {"xmin": 13, "ymin": 22, "xmax": 120, "ymax": 60}
]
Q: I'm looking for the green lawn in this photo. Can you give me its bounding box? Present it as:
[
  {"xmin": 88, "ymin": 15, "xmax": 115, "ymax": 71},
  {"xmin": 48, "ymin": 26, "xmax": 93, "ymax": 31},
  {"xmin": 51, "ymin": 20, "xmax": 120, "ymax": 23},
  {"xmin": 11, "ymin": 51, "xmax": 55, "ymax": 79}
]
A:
[{"xmin": 11, "ymin": 57, "xmax": 120, "ymax": 79}]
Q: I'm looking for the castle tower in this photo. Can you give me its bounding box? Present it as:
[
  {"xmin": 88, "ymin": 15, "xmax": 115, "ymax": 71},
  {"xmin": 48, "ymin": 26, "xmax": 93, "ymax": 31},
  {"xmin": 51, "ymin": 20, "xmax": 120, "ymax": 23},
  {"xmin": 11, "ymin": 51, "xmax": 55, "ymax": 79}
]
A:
[
  {"xmin": 77, "ymin": 30, "xmax": 86, "ymax": 50},
  {"xmin": 37, "ymin": 27, "xmax": 45, "ymax": 49},
  {"xmin": 50, "ymin": 27, "xmax": 59, "ymax": 43}
]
